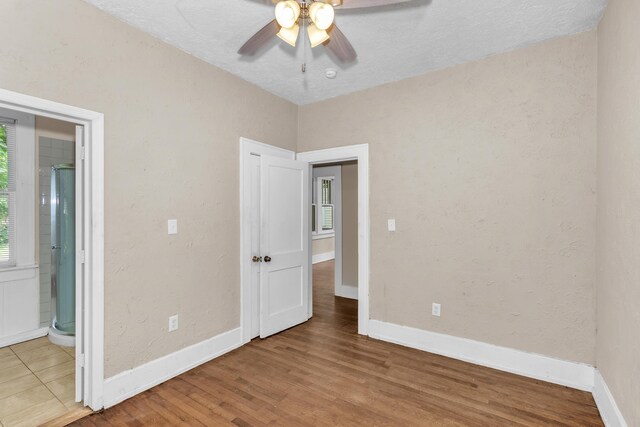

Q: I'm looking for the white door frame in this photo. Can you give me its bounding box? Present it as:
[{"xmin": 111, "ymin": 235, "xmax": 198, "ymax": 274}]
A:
[
  {"xmin": 297, "ymin": 144, "xmax": 370, "ymax": 336},
  {"xmin": 0, "ymin": 88, "xmax": 105, "ymax": 410},
  {"xmin": 239, "ymin": 137, "xmax": 295, "ymax": 344}
]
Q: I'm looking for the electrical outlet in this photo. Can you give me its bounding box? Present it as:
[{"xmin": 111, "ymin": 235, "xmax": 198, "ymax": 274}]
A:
[
  {"xmin": 432, "ymin": 303, "xmax": 441, "ymax": 317},
  {"xmin": 388, "ymin": 219, "xmax": 396, "ymax": 232},
  {"xmin": 168, "ymin": 314, "xmax": 179, "ymax": 332},
  {"xmin": 168, "ymin": 219, "xmax": 178, "ymax": 235}
]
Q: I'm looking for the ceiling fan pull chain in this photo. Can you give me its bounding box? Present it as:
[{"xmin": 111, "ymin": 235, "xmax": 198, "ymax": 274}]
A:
[{"xmin": 302, "ymin": 1, "xmax": 307, "ymax": 73}]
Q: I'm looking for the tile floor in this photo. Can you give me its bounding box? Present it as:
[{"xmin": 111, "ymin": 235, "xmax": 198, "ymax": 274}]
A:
[{"xmin": 0, "ymin": 337, "xmax": 80, "ymax": 427}]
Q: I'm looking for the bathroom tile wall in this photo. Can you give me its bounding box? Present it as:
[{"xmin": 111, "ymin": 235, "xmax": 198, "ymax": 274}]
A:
[{"xmin": 39, "ymin": 138, "xmax": 75, "ymax": 328}]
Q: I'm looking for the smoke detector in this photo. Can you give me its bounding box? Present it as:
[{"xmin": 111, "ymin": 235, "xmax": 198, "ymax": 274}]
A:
[{"xmin": 325, "ymin": 68, "xmax": 338, "ymax": 79}]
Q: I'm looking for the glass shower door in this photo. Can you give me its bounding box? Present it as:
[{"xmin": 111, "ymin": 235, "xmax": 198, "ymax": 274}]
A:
[{"xmin": 51, "ymin": 164, "xmax": 75, "ymax": 335}]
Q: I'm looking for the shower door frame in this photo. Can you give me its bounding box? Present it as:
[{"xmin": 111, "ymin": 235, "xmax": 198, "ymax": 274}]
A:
[{"xmin": 0, "ymin": 88, "xmax": 105, "ymax": 410}]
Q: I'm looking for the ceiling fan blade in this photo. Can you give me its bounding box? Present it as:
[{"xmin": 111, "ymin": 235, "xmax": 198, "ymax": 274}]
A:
[
  {"xmin": 325, "ymin": 25, "xmax": 357, "ymax": 63},
  {"xmin": 335, "ymin": 0, "xmax": 415, "ymax": 9},
  {"xmin": 238, "ymin": 19, "xmax": 280, "ymax": 56}
]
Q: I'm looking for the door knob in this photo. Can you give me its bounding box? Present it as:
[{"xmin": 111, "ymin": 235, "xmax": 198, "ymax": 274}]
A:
[
  {"xmin": 252, "ymin": 256, "xmax": 262, "ymax": 263},
  {"xmin": 264, "ymin": 256, "xmax": 272, "ymax": 263}
]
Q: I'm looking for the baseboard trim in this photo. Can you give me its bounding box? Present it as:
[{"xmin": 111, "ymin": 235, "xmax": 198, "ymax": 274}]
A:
[
  {"xmin": 593, "ymin": 370, "xmax": 628, "ymax": 427},
  {"xmin": 0, "ymin": 327, "xmax": 48, "ymax": 348},
  {"xmin": 312, "ymin": 251, "xmax": 335, "ymax": 264},
  {"xmin": 368, "ymin": 320, "xmax": 594, "ymax": 392},
  {"xmin": 103, "ymin": 327, "xmax": 242, "ymax": 408},
  {"xmin": 335, "ymin": 285, "xmax": 358, "ymax": 300}
]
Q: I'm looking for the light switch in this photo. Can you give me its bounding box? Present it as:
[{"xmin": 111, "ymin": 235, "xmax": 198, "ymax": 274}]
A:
[
  {"xmin": 168, "ymin": 314, "xmax": 179, "ymax": 332},
  {"xmin": 168, "ymin": 219, "xmax": 178, "ymax": 235},
  {"xmin": 388, "ymin": 219, "xmax": 396, "ymax": 232},
  {"xmin": 432, "ymin": 303, "xmax": 441, "ymax": 317}
]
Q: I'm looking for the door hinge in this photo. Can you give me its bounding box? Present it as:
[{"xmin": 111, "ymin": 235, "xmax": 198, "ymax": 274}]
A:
[
  {"xmin": 79, "ymin": 250, "xmax": 86, "ymax": 264},
  {"xmin": 78, "ymin": 353, "xmax": 85, "ymax": 367},
  {"xmin": 80, "ymin": 146, "xmax": 86, "ymax": 160}
]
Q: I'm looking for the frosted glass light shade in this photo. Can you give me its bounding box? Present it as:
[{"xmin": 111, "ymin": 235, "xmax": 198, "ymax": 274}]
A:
[
  {"xmin": 277, "ymin": 24, "xmax": 300, "ymax": 47},
  {"xmin": 307, "ymin": 23, "xmax": 330, "ymax": 48},
  {"xmin": 275, "ymin": 1, "xmax": 301, "ymax": 29},
  {"xmin": 308, "ymin": 2, "xmax": 335, "ymax": 31}
]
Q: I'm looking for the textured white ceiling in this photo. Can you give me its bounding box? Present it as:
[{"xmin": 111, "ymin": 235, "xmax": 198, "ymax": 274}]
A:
[{"xmin": 83, "ymin": 0, "xmax": 607, "ymax": 105}]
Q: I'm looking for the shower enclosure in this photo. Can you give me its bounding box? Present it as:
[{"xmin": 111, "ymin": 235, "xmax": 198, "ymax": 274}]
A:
[{"xmin": 49, "ymin": 164, "xmax": 75, "ymax": 347}]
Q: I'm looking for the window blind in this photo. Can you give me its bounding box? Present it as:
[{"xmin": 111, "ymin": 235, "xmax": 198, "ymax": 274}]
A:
[
  {"xmin": 322, "ymin": 205, "xmax": 334, "ymax": 230},
  {"xmin": 321, "ymin": 179, "xmax": 332, "ymax": 204},
  {"xmin": 0, "ymin": 118, "xmax": 16, "ymax": 266}
]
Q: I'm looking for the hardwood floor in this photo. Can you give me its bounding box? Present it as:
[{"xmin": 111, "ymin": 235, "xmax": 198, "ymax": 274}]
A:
[{"xmin": 74, "ymin": 261, "xmax": 603, "ymax": 426}]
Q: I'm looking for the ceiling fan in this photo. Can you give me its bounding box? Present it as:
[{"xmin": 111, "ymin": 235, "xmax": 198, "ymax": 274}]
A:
[{"xmin": 238, "ymin": 0, "xmax": 415, "ymax": 64}]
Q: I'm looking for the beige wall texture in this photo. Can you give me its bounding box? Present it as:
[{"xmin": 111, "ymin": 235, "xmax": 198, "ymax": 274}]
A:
[
  {"xmin": 299, "ymin": 31, "xmax": 598, "ymax": 364},
  {"xmin": 596, "ymin": 0, "xmax": 640, "ymax": 423},
  {"xmin": 35, "ymin": 117, "xmax": 76, "ymax": 143},
  {"xmin": 341, "ymin": 162, "xmax": 358, "ymax": 288},
  {"xmin": 312, "ymin": 237, "xmax": 335, "ymax": 257},
  {"xmin": 0, "ymin": 0, "xmax": 297, "ymax": 377}
]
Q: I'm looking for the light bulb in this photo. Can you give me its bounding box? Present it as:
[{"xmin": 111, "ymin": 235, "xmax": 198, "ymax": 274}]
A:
[
  {"xmin": 275, "ymin": 1, "xmax": 301, "ymax": 29},
  {"xmin": 309, "ymin": 2, "xmax": 335, "ymax": 31}
]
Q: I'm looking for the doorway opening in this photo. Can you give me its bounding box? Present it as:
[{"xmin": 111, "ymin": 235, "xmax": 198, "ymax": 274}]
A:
[
  {"xmin": 0, "ymin": 110, "xmax": 89, "ymax": 425},
  {"xmin": 311, "ymin": 161, "xmax": 359, "ymax": 316},
  {"xmin": 0, "ymin": 87, "xmax": 105, "ymax": 414},
  {"xmin": 298, "ymin": 144, "xmax": 370, "ymax": 335}
]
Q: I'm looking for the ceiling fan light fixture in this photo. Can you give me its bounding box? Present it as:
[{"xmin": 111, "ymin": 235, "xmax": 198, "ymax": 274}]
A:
[
  {"xmin": 308, "ymin": 2, "xmax": 335, "ymax": 31},
  {"xmin": 307, "ymin": 23, "xmax": 330, "ymax": 48},
  {"xmin": 277, "ymin": 23, "xmax": 300, "ymax": 47}
]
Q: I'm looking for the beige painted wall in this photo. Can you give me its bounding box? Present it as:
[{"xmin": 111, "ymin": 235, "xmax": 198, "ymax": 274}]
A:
[
  {"xmin": 341, "ymin": 162, "xmax": 358, "ymax": 287},
  {"xmin": 0, "ymin": 0, "xmax": 297, "ymax": 377},
  {"xmin": 299, "ymin": 31, "xmax": 598, "ymax": 364},
  {"xmin": 596, "ymin": 0, "xmax": 640, "ymax": 423},
  {"xmin": 312, "ymin": 237, "xmax": 335, "ymax": 257},
  {"xmin": 35, "ymin": 117, "xmax": 76, "ymax": 143}
]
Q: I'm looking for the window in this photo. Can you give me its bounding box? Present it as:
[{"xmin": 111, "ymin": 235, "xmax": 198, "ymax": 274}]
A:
[
  {"xmin": 0, "ymin": 119, "xmax": 15, "ymax": 266},
  {"xmin": 312, "ymin": 176, "xmax": 334, "ymax": 235}
]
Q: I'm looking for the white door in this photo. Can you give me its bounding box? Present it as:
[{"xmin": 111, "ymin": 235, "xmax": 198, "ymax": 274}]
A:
[
  {"xmin": 259, "ymin": 155, "xmax": 310, "ymax": 338},
  {"xmin": 74, "ymin": 125, "xmax": 84, "ymax": 402}
]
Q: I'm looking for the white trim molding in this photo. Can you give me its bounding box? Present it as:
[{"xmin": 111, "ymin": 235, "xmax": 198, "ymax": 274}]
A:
[
  {"xmin": 297, "ymin": 144, "xmax": 370, "ymax": 336},
  {"xmin": 335, "ymin": 285, "xmax": 358, "ymax": 300},
  {"xmin": 103, "ymin": 327, "xmax": 242, "ymax": 409},
  {"xmin": 312, "ymin": 233, "xmax": 335, "ymax": 240},
  {"xmin": 0, "ymin": 326, "xmax": 48, "ymax": 348},
  {"xmin": 593, "ymin": 370, "xmax": 629, "ymax": 427},
  {"xmin": 312, "ymin": 251, "xmax": 335, "ymax": 264},
  {"xmin": 368, "ymin": 320, "xmax": 595, "ymax": 392}
]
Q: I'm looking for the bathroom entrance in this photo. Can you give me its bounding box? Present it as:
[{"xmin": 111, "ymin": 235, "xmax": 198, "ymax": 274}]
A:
[
  {"xmin": 0, "ymin": 87, "xmax": 105, "ymax": 415},
  {"xmin": 0, "ymin": 110, "xmax": 90, "ymax": 425}
]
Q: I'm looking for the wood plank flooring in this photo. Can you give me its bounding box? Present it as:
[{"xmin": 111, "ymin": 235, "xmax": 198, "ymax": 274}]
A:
[{"xmin": 74, "ymin": 261, "xmax": 603, "ymax": 426}]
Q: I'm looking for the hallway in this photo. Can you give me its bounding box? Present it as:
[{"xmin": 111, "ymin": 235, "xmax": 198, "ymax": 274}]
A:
[{"xmin": 75, "ymin": 261, "xmax": 602, "ymax": 426}]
